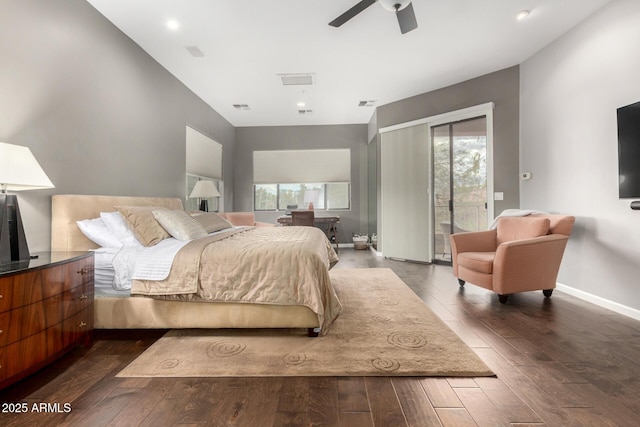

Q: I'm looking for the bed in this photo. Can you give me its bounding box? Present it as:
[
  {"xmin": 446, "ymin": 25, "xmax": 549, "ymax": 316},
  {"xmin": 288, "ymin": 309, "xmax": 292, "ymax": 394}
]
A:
[{"xmin": 51, "ymin": 195, "xmax": 341, "ymax": 336}]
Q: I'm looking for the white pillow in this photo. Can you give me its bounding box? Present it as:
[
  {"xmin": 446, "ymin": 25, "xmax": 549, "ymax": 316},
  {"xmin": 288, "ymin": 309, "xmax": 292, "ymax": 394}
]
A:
[
  {"xmin": 76, "ymin": 218, "xmax": 123, "ymax": 248},
  {"xmin": 153, "ymin": 209, "xmax": 208, "ymax": 241},
  {"xmin": 100, "ymin": 211, "xmax": 143, "ymax": 248}
]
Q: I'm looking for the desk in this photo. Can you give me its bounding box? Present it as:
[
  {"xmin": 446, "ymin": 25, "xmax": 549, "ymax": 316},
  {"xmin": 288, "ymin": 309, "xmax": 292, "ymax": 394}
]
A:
[{"xmin": 277, "ymin": 214, "xmax": 340, "ymax": 252}]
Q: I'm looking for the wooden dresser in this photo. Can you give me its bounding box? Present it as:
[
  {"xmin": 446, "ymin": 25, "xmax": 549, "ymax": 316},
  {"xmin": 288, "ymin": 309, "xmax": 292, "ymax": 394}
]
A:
[{"xmin": 0, "ymin": 251, "xmax": 94, "ymax": 390}]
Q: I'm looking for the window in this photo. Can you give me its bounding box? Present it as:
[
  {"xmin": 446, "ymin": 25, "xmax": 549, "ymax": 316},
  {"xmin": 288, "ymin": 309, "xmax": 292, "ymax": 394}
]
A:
[
  {"xmin": 253, "ymin": 149, "xmax": 351, "ymax": 211},
  {"xmin": 254, "ymin": 183, "xmax": 350, "ymax": 211}
]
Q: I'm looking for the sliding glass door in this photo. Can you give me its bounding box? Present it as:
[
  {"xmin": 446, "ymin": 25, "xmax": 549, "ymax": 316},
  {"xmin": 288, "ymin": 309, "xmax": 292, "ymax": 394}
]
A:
[{"xmin": 432, "ymin": 117, "xmax": 488, "ymax": 263}]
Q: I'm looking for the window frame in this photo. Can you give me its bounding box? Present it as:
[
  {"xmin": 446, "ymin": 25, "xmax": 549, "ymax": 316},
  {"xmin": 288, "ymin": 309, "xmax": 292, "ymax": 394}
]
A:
[{"xmin": 253, "ymin": 182, "xmax": 351, "ymax": 212}]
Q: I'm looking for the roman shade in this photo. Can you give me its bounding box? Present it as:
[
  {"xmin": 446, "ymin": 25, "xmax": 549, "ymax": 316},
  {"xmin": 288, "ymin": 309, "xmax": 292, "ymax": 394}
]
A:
[
  {"xmin": 186, "ymin": 126, "xmax": 222, "ymax": 180},
  {"xmin": 253, "ymin": 149, "xmax": 350, "ymax": 184}
]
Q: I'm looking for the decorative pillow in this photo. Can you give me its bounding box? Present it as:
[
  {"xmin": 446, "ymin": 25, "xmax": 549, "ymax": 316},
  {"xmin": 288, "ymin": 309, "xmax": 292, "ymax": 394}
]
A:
[
  {"xmin": 189, "ymin": 211, "xmax": 233, "ymax": 233},
  {"xmin": 496, "ymin": 216, "xmax": 550, "ymax": 245},
  {"xmin": 115, "ymin": 205, "xmax": 170, "ymax": 247},
  {"xmin": 76, "ymin": 217, "xmax": 123, "ymax": 248},
  {"xmin": 99, "ymin": 211, "xmax": 143, "ymax": 247},
  {"xmin": 153, "ymin": 209, "xmax": 208, "ymax": 241}
]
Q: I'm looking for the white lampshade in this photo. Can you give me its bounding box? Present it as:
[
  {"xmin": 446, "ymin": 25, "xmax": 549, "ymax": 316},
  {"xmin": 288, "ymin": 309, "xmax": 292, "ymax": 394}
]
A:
[
  {"xmin": 189, "ymin": 180, "xmax": 220, "ymax": 199},
  {"xmin": 0, "ymin": 142, "xmax": 55, "ymax": 192}
]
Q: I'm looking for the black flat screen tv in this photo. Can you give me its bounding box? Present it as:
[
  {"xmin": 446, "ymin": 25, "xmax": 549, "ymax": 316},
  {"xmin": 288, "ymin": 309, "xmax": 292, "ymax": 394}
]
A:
[{"xmin": 617, "ymin": 100, "xmax": 640, "ymax": 199}]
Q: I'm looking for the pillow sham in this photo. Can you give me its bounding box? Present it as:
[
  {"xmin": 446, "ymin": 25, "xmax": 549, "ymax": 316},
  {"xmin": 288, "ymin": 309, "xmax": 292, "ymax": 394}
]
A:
[
  {"xmin": 189, "ymin": 211, "xmax": 233, "ymax": 233},
  {"xmin": 99, "ymin": 211, "xmax": 143, "ymax": 247},
  {"xmin": 76, "ymin": 217, "xmax": 123, "ymax": 248},
  {"xmin": 115, "ymin": 205, "xmax": 170, "ymax": 247},
  {"xmin": 153, "ymin": 209, "xmax": 208, "ymax": 241}
]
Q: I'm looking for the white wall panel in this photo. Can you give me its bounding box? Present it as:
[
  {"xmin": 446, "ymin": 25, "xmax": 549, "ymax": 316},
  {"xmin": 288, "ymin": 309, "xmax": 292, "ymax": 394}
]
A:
[{"xmin": 380, "ymin": 124, "xmax": 431, "ymax": 262}]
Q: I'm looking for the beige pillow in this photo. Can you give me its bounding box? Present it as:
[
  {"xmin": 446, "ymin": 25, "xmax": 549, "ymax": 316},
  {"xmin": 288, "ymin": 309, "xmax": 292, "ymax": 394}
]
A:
[
  {"xmin": 189, "ymin": 211, "xmax": 233, "ymax": 233},
  {"xmin": 115, "ymin": 205, "xmax": 170, "ymax": 246},
  {"xmin": 153, "ymin": 209, "xmax": 208, "ymax": 241},
  {"xmin": 496, "ymin": 216, "xmax": 550, "ymax": 246}
]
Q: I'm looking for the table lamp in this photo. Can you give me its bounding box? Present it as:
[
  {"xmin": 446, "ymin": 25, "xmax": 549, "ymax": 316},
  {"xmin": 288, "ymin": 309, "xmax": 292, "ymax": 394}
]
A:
[
  {"xmin": 189, "ymin": 180, "xmax": 220, "ymax": 212},
  {"xmin": 0, "ymin": 142, "xmax": 55, "ymax": 264}
]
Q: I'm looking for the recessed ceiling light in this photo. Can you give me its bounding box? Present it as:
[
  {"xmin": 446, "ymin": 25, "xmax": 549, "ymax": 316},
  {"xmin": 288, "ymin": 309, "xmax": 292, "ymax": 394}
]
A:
[
  {"xmin": 166, "ymin": 20, "xmax": 180, "ymax": 30},
  {"xmin": 516, "ymin": 10, "xmax": 530, "ymax": 21}
]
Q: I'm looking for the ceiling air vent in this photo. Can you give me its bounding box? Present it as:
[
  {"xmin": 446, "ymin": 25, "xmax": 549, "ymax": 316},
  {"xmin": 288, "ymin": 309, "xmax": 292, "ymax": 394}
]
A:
[
  {"xmin": 358, "ymin": 100, "xmax": 376, "ymax": 107},
  {"xmin": 233, "ymin": 104, "xmax": 251, "ymax": 110},
  {"xmin": 279, "ymin": 73, "xmax": 314, "ymax": 86},
  {"xmin": 185, "ymin": 46, "xmax": 205, "ymax": 57}
]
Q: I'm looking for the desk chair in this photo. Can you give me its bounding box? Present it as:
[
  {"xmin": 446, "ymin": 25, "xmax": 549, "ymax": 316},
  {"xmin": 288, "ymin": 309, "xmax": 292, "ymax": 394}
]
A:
[{"xmin": 291, "ymin": 210, "xmax": 315, "ymax": 226}]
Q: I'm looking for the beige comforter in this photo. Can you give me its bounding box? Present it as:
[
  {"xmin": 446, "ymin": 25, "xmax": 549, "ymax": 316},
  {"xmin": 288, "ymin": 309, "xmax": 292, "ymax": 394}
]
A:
[{"xmin": 131, "ymin": 226, "xmax": 342, "ymax": 333}]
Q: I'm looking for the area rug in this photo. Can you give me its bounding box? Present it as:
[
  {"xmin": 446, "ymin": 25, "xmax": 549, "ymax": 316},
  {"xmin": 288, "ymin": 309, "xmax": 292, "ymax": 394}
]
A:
[{"xmin": 117, "ymin": 268, "xmax": 493, "ymax": 377}]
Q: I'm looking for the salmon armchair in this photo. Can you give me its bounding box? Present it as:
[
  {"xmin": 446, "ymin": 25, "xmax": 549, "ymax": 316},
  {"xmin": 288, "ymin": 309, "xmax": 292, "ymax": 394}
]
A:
[{"xmin": 450, "ymin": 214, "xmax": 575, "ymax": 303}]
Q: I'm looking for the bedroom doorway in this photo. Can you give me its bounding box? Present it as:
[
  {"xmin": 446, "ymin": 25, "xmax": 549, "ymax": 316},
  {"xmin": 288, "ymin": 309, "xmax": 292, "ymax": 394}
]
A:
[{"xmin": 432, "ymin": 116, "xmax": 488, "ymax": 263}]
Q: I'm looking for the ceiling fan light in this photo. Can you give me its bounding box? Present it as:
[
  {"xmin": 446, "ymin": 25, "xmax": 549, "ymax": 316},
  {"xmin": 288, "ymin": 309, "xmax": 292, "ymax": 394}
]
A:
[{"xmin": 379, "ymin": 0, "xmax": 411, "ymax": 13}]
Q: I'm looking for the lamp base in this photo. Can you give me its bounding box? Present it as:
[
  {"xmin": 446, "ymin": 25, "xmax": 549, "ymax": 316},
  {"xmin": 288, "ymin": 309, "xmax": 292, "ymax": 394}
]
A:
[
  {"xmin": 0, "ymin": 194, "xmax": 31, "ymax": 265},
  {"xmin": 199, "ymin": 199, "xmax": 209, "ymax": 212}
]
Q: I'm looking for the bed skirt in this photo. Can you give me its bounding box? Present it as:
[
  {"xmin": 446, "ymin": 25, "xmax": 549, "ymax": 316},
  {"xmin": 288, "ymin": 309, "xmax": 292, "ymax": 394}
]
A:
[{"xmin": 94, "ymin": 296, "xmax": 320, "ymax": 329}]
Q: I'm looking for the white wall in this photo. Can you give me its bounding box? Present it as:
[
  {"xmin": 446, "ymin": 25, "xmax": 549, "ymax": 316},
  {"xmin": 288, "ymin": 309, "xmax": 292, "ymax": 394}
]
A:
[{"xmin": 520, "ymin": 0, "xmax": 640, "ymax": 313}]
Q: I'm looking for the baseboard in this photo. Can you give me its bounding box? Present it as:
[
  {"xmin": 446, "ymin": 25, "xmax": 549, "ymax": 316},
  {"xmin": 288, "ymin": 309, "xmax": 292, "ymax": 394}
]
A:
[
  {"xmin": 556, "ymin": 282, "xmax": 640, "ymax": 321},
  {"xmin": 369, "ymin": 246, "xmax": 383, "ymax": 257}
]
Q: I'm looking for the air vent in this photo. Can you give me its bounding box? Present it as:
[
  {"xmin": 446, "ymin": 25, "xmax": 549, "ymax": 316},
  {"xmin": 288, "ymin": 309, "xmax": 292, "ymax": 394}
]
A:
[
  {"xmin": 186, "ymin": 46, "xmax": 205, "ymax": 57},
  {"xmin": 358, "ymin": 100, "xmax": 376, "ymax": 107},
  {"xmin": 233, "ymin": 104, "xmax": 251, "ymax": 110},
  {"xmin": 279, "ymin": 73, "xmax": 314, "ymax": 86},
  {"xmin": 298, "ymin": 109, "xmax": 313, "ymax": 115}
]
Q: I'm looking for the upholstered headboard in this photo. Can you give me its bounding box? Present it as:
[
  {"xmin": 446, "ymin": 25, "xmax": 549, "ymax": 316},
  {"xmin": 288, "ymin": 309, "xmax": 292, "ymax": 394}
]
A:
[{"xmin": 51, "ymin": 195, "xmax": 184, "ymax": 251}]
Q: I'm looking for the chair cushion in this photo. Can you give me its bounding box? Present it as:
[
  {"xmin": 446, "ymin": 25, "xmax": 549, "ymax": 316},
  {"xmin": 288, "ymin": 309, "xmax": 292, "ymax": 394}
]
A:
[
  {"xmin": 496, "ymin": 216, "xmax": 550, "ymax": 246},
  {"xmin": 457, "ymin": 252, "xmax": 496, "ymax": 274}
]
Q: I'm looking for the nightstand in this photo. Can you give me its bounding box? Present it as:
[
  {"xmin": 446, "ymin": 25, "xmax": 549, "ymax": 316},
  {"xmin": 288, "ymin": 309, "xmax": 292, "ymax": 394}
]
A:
[{"xmin": 0, "ymin": 251, "xmax": 94, "ymax": 390}]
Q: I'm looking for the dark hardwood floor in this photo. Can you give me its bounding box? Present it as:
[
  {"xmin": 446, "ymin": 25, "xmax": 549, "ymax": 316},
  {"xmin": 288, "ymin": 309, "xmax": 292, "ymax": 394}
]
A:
[{"xmin": 2, "ymin": 249, "xmax": 640, "ymax": 426}]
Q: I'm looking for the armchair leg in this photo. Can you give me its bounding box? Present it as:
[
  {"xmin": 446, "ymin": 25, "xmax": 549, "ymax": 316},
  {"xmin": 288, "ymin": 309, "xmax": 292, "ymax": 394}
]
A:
[
  {"xmin": 457, "ymin": 279, "xmax": 465, "ymax": 287},
  {"xmin": 498, "ymin": 294, "xmax": 509, "ymax": 304},
  {"xmin": 543, "ymin": 289, "xmax": 554, "ymax": 298}
]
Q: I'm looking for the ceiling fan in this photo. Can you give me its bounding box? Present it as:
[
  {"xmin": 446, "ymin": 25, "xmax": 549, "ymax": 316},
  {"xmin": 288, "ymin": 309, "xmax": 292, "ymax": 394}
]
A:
[{"xmin": 329, "ymin": 0, "xmax": 418, "ymax": 34}]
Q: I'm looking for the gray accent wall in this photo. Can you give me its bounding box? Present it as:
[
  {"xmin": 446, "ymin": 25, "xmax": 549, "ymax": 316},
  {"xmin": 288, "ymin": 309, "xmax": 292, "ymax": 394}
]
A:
[
  {"xmin": 520, "ymin": 0, "xmax": 640, "ymax": 313},
  {"xmin": 0, "ymin": 0, "xmax": 235, "ymax": 252},
  {"xmin": 375, "ymin": 66, "xmax": 521, "ymax": 217},
  {"xmin": 234, "ymin": 125, "xmax": 369, "ymax": 243}
]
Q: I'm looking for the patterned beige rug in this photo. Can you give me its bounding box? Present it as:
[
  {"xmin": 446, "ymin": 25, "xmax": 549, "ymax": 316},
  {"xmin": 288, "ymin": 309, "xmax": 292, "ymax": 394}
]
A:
[{"xmin": 117, "ymin": 268, "xmax": 493, "ymax": 377}]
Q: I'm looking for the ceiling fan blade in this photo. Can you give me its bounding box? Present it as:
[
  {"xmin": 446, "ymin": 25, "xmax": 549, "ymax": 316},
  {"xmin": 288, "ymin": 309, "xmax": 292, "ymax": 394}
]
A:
[
  {"xmin": 397, "ymin": 2, "xmax": 418, "ymax": 34},
  {"xmin": 329, "ymin": 0, "xmax": 376, "ymax": 27}
]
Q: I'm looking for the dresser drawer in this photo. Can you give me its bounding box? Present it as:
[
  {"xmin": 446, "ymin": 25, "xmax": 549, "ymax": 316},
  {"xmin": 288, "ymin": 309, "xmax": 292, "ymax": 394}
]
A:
[
  {"xmin": 1, "ymin": 265, "xmax": 66, "ymax": 312},
  {"xmin": 2, "ymin": 330, "xmax": 48, "ymax": 380},
  {"xmin": 62, "ymin": 307, "xmax": 93, "ymax": 349},
  {"xmin": 0, "ymin": 298, "xmax": 50, "ymax": 347},
  {"xmin": 0, "ymin": 347, "xmax": 6, "ymax": 382},
  {"xmin": 64, "ymin": 257, "xmax": 94, "ymax": 292}
]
